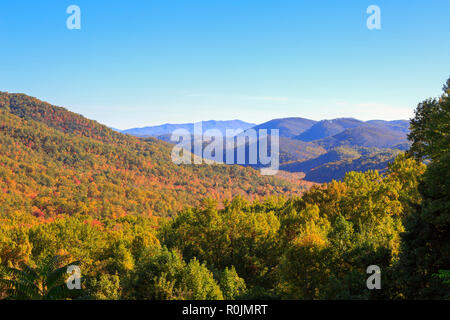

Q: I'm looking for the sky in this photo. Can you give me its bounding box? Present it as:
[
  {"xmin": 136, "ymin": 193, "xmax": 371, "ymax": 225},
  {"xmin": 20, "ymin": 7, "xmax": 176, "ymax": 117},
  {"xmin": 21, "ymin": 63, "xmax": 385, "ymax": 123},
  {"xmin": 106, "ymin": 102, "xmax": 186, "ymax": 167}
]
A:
[{"xmin": 0, "ymin": 0, "xmax": 449, "ymax": 130}]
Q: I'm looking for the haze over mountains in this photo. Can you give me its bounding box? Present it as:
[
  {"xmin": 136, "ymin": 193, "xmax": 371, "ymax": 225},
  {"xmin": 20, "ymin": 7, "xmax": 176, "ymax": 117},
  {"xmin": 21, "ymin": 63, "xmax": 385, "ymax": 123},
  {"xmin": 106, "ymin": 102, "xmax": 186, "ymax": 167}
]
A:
[
  {"xmin": 121, "ymin": 120, "xmax": 255, "ymax": 137},
  {"xmin": 123, "ymin": 117, "xmax": 408, "ymax": 141},
  {"xmin": 121, "ymin": 117, "xmax": 410, "ymax": 183}
]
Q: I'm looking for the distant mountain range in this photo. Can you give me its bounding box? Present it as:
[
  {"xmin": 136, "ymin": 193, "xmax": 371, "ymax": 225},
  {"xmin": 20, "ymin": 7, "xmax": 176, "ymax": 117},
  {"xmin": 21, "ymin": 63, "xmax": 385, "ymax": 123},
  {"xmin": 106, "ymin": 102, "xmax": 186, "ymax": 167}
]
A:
[
  {"xmin": 280, "ymin": 146, "xmax": 402, "ymax": 183},
  {"xmin": 250, "ymin": 117, "xmax": 316, "ymax": 138},
  {"xmin": 295, "ymin": 118, "xmax": 364, "ymax": 141},
  {"xmin": 123, "ymin": 117, "xmax": 411, "ymax": 183},
  {"xmin": 121, "ymin": 120, "xmax": 255, "ymax": 137}
]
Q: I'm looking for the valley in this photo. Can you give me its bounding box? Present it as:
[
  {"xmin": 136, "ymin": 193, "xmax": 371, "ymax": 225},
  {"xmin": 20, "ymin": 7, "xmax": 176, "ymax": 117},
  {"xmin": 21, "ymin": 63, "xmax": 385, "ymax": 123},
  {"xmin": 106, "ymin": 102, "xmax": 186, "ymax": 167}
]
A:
[{"xmin": 122, "ymin": 117, "xmax": 410, "ymax": 183}]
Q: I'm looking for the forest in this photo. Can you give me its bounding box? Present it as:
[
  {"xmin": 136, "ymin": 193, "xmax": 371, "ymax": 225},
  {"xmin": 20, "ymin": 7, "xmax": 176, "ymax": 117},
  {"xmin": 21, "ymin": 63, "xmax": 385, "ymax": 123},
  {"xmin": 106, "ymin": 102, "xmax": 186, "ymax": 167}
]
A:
[{"xmin": 0, "ymin": 78, "xmax": 449, "ymax": 300}]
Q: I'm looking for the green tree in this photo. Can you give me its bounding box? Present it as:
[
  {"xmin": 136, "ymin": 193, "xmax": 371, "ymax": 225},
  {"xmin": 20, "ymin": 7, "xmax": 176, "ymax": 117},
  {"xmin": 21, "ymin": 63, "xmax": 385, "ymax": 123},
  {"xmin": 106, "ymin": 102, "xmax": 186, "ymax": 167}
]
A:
[
  {"xmin": 160, "ymin": 196, "xmax": 280, "ymax": 288},
  {"xmin": 0, "ymin": 255, "xmax": 84, "ymax": 300},
  {"xmin": 179, "ymin": 258, "xmax": 223, "ymax": 300},
  {"xmin": 399, "ymin": 77, "xmax": 450, "ymax": 299},
  {"xmin": 88, "ymin": 274, "xmax": 121, "ymax": 300},
  {"xmin": 218, "ymin": 266, "xmax": 247, "ymax": 300},
  {"xmin": 408, "ymin": 78, "xmax": 450, "ymax": 161},
  {"xmin": 129, "ymin": 248, "xmax": 223, "ymax": 300}
]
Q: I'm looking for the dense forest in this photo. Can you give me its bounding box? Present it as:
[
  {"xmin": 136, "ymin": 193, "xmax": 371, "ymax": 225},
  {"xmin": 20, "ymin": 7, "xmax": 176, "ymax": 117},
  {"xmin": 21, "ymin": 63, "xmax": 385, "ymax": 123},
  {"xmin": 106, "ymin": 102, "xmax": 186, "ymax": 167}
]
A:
[
  {"xmin": 0, "ymin": 91, "xmax": 311, "ymax": 219},
  {"xmin": 0, "ymin": 78, "xmax": 449, "ymax": 299}
]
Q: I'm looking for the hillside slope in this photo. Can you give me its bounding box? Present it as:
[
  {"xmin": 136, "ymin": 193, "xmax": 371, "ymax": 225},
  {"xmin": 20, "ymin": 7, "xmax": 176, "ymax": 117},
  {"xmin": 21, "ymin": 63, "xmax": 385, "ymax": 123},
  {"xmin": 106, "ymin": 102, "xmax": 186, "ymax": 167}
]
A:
[
  {"xmin": 304, "ymin": 149, "xmax": 401, "ymax": 183},
  {"xmin": 316, "ymin": 125, "xmax": 408, "ymax": 149},
  {"xmin": 0, "ymin": 92, "xmax": 309, "ymax": 218},
  {"xmin": 280, "ymin": 147, "xmax": 401, "ymax": 183},
  {"xmin": 295, "ymin": 118, "xmax": 364, "ymax": 141}
]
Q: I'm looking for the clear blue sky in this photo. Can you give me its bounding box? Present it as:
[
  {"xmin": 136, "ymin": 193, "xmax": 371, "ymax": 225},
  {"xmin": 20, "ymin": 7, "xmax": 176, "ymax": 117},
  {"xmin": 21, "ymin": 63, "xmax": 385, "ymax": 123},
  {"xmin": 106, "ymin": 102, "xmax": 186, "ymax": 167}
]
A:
[{"xmin": 0, "ymin": 0, "xmax": 449, "ymax": 129}]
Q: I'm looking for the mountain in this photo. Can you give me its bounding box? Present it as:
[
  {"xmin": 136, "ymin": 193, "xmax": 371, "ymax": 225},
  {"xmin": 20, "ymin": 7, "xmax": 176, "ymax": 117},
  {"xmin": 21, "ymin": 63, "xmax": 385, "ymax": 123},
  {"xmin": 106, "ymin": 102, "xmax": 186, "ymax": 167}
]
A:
[
  {"xmin": 229, "ymin": 117, "xmax": 323, "ymax": 164},
  {"xmin": 280, "ymin": 147, "xmax": 360, "ymax": 173},
  {"xmin": 316, "ymin": 125, "xmax": 409, "ymax": 149},
  {"xmin": 155, "ymin": 133, "xmax": 326, "ymax": 165},
  {"xmin": 280, "ymin": 147, "xmax": 401, "ymax": 183},
  {"xmin": 154, "ymin": 117, "xmax": 325, "ymax": 165},
  {"xmin": 237, "ymin": 117, "xmax": 408, "ymax": 174},
  {"xmin": 295, "ymin": 118, "xmax": 365, "ymax": 142},
  {"xmin": 302, "ymin": 148, "xmax": 402, "ymax": 183},
  {"xmin": 278, "ymin": 119, "xmax": 410, "ymax": 182},
  {"xmin": 250, "ymin": 117, "xmax": 317, "ymax": 138},
  {"xmin": 0, "ymin": 92, "xmax": 311, "ymax": 218},
  {"xmin": 152, "ymin": 115, "xmax": 410, "ymax": 183},
  {"xmin": 122, "ymin": 120, "xmax": 255, "ymax": 137},
  {"xmin": 365, "ymin": 120, "xmax": 410, "ymax": 134}
]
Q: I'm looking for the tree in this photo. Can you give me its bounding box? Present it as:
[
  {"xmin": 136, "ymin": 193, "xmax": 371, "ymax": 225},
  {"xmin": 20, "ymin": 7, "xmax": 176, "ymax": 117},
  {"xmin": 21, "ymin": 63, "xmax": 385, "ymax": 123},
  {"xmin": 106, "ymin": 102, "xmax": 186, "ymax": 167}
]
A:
[
  {"xmin": 160, "ymin": 196, "xmax": 281, "ymax": 289},
  {"xmin": 408, "ymin": 78, "xmax": 450, "ymax": 161},
  {"xmin": 218, "ymin": 266, "xmax": 247, "ymax": 300},
  {"xmin": 88, "ymin": 274, "xmax": 121, "ymax": 300},
  {"xmin": 179, "ymin": 258, "xmax": 223, "ymax": 300},
  {"xmin": 0, "ymin": 255, "xmax": 84, "ymax": 300},
  {"xmin": 399, "ymin": 77, "xmax": 450, "ymax": 299},
  {"xmin": 129, "ymin": 248, "xmax": 223, "ymax": 300}
]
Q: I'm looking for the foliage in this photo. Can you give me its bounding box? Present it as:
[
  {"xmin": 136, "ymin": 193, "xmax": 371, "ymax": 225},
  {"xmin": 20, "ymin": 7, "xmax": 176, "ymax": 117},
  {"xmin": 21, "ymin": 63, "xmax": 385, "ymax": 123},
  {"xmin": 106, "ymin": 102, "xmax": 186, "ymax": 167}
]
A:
[
  {"xmin": 398, "ymin": 77, "xmax": 450, "ymax": 299},
  {"xmin": 0, "ymin": 255, "xmax": 84, "ymax": 300},
  {"xmin": 0, "ymin": 91, "xmax": 308, "ymax": 219},
  {"xmin": 0, "ymin": 79, "xmax": 449, "ymax": 300}
]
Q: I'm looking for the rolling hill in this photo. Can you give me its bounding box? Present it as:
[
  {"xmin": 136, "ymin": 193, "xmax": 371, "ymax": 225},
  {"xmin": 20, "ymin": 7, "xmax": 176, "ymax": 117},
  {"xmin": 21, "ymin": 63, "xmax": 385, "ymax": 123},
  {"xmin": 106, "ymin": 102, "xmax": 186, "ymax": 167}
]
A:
[
  {"xmin": 316, "ymin": 125, "xmax": 409, "ymax": 149},
  {"xmin": 280, "ymin": 147, "xmax": 401, "ymax": 183},
  {"xmin": 304, "ymin": 148, "xmax": 402, "ymax": 183},
  {"xmin": 280, "ymin": 147, "xmax": 360, "ymax": 173}
]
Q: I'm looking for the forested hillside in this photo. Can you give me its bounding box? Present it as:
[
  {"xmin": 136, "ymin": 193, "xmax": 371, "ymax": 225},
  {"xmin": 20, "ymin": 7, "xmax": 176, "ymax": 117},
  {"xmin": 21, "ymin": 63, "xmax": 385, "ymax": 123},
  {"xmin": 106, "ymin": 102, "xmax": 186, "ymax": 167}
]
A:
[
  {"xmin": 0, "ymin": 92, "xmax": 310, "ymax": 218},
  {"xmin": 281, "ymin": 147, "xmax": 402, "ymax": 183},
  {"xmin": 0, "ymin": 78, "xmax": 448, "ymax": 300}
]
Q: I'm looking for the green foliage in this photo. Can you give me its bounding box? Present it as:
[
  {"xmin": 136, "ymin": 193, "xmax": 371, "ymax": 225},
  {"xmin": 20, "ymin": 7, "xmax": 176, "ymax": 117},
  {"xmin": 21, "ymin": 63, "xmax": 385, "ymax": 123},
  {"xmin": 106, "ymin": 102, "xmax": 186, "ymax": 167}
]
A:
[
  {"xmin": 0, "ymin": 91, "xmax": 306, "ymax": 219},
  {"xmin": 1, "ymin": 150, "xmax": 429, "ymax": 300},
  {"xmin": 0, "ymin": 82, "xmax": 448, "ymax": 300},
  {"xmin": 0, "ymin": 157, "xmax": 426, "ymax": 300},
  {"xmin": 0, "ymin": 255, "xmax": 84, "ymax": 300},
  {"xmin": 398, "ymin": 77, "xmax": 450, "ymax": 299},
  {"xmin": 408, "ymin": 78, "xmax": 450, "ymax": 161},
  {"xmin": 218, "ymin": 266, "xmax": 247, "ymax": 300},
  {"xmin": 179, "ymin": 258, "xmax": 223, "ymax": 300},
  {"xmin": 88, "ymin": 274, "xmax": 121, "ymax": 300},
  {"xmin": 128, "ymin": 248, "xmax": 223, "ymax": 300},
  {"xmin": 160, "ymin": 196, "xmax": 281, "ymax": 288}
]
